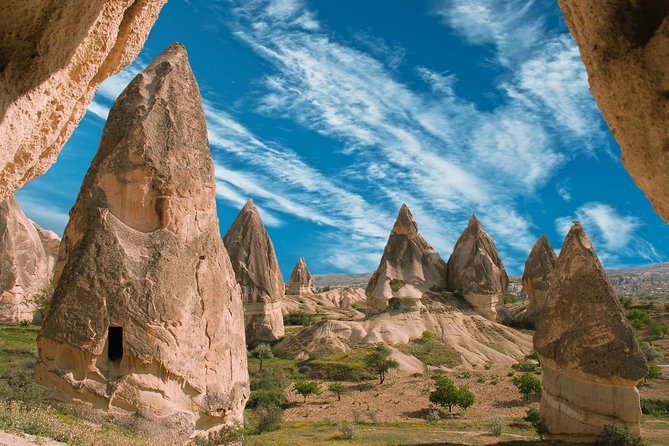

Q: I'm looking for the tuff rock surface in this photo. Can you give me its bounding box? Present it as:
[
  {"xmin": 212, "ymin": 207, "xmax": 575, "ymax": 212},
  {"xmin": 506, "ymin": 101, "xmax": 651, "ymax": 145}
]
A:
[
  {"xmin": 287, "ymin": 257, "xmax": 314, "ymax": 295},
  {"xmin": 223, "ymin": 199, "xmax": 285, "ymax": 344},
  {"xmin": 0, "ymin": 0, "xmax": 166, "ymax": 200},
  {"xmin": 366, "ymin": 204, "xmax": 446, "ymax": 313},
  {"xmin": 446, "ymin": 215, "xmax": 509, "ymax": 321},
  {"xmin": 534, "ymin": 222, "xmax": 648, "ymax": 441},
  {"xmin": 520, "ymin": 235, "xmax": 557, "ymax": 328},
  {"xmin": 0, "ymin": 194, "xmax": 52, "ymax": 323},
  {"xmin": 558, "ymin": 1, "xmax": 669, "ymax": 221},
  {"xmin": 36, "ymin": 44, "xmax": 249, "ymax": 437}
]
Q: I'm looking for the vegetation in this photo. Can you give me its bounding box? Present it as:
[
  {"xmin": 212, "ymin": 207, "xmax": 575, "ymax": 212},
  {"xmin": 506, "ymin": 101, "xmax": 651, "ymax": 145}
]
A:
[
  {"xmin": 627, "ymin": 309, "xmax": 651, "ymax": 329},
  {"xmin": 364, "ymin": 346, "xmax": 400, "ymax": 384},
  {"xmin": 338, "ymin": 422, "xmax": 357, "ymax": 440},
  {"xmin": 425, "ymin": 409, "xmax": 440, "ymax": 423},
  {"xmin": 395, "ymin": 331, "xmax": 461, "ymax": 368},
  {"xmin": 525, "ymin": 408, "xmax": 546, "ymax": 440},
  {"xmin": 251, "ymin": 343, "xmax": 273, "ymax": 371},
  {"xmin": 512, "ymin": 360, "xmax": 541, "ymax": 375},
  {"xmin": 293, "ymin": 380, "xmax": 320, "ymax": 403},
  {"xmin": 599, "ymin": 423, "xmax": 646, "ymax": 446},
  {"xmin": 283, "ymin": 311, "xmax": 317, "ymax": 326},
  {"xmin": 486, "ymin": 417, "xmax": 503, "ymax": 436},
  {"xmin": 302, "ymin": 347, "xmax": 376, "ymax": 381},
  {"xmin": 252, "ymin": 404, "xmax": 284, "ymax": 433},
  {"xmin": 30, "ymin": 280, "xmax": 54, "ymax": 322},
  {"xmin": 503, "ymin": 294, "xmax": 518, "ymax": 304},
  {"xmin": 640, "ymin": 399, "xmax": 669, "ymax": 417},
  {"xmin": 328, "ymin": 382, "xmax": 346, "ymax": 401},
  {"xmin": 388, "ymin": 279, "xmax": 406, "ymax": 292},
  {"xmin": 512, "ymin": 372, "xmax": 542, "ymax": 401},
  {"xmin": 429, "ymin": 375, "xmax": 475, "ymax": 413}
]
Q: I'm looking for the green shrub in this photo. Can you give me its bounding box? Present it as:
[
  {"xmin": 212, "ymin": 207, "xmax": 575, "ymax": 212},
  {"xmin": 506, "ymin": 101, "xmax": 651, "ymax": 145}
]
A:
[
  {"xmin": 429, "ymin": 375, "xmax": 475, "ymax": 412},
  {"xmin": 283, "ymin": 311, "xmax": 317, "ymax": 326},
  {"xmin": 621, "ymin": 297, "xmax": 633, "ymax": 309},
  {"xmin": 388, "ymin": 279, "xmax": 405, "ymax": 292},
  {"xmin": 395, "ymin": 331, "xmax": 462, "ymax": 368},
  {"xmin": 525, "ymin": 408, "xmax": 546, "ymax": 439},
  {"xmin": 476, "ymin": 374, "xmax": 487, "ymax": 383},
  {"xmin": 647, "ymin": 363, "xmax": 662, "ymax": 380},
  {"xmin": 489, "ymin": 374, "xmax": 501, "ymax": 385},
  {"xmin": 364, "ymin": 346, "xmax": 399, "ymax": 384},
  {"xmin": 503, "ymin": 294, "xmax": 518, "ymax": 304},
  {"xmin": 425, "ymin": 409, "xmax": 440, "ymax": 423},
  {"xmin": 523, "ymin": 351, "xmax": 539, "ymax": 361},
  {"xmin": 487, "ymin": 417, "xmax": 503, "ymax": 436},
  {"xmin": 294, "ymin": 380, "xmax": 320, "ymax": 403},
  {"xmin": 246, "ymin": 388, "xmax": 287, "ymax": 409},
  {"xmin": 253, "ymin": 404, "xmax": 283, "ymax": 433},
  {"xmin": 455, "ymin": 370, "xmax": 471, "ymax": 379},
  {"xmin": 626, "ymin": 309, "xmax": 651, "ymax": 329},
  {"xmin": 599, "ymin": 423, "xmax": 645, "ymax": 446},
  {"xmin": 512, "ymin": 361, "xmax": 541, "ymax": 375},
  {"xmin": 247, "ymin": 366, "xmax": 290, "ymax": 409},
  {"xmin": 364, "ymin": 407, "xmax": 379, "ymax": 423},
  {"xmin": 303, "ymin": 348, "xmax": 376, "ymax": 381},
  {"xmin": 31, "ymin": 281, "xmax": 54, "ymax": 322},
  {"xmin": 640, "ymin": 399, "xmax": 669, "ymax": 417},
  {"xmin": 639, "ymin": 342, "xmax": 659, "ymax": 363},
  {"xmin": 339, "ymin": 422, "xmax": 357, "ymax": 440},
  {"xmin": 328, "ymin": 382, "xmax": 346, "ymax": 401},
  {"xmin": 512, "ymin": 372, "xmax": 542, "ymax": 401}
]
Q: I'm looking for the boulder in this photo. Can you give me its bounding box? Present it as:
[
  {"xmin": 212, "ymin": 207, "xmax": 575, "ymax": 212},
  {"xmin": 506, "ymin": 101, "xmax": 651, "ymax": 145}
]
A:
[
  {"xmin": 534, "ymin": 222, "xmax": 648, "ymax": 441},
  {"xmin": 0, "ymin": 0, "xmax": 166, "ymax": 200},
  {"xmin": 0, "ymin": 194, "xmax": 51, "ymax": 323},
  {"xmin": 286, "ymin": 257, "xmax": 314, "ymax": 295},
  {"xmin": 35, "ymin": 43, "xmax": 249, "ymax": 438},
  {"xmin": 520, "ymin": 235, "xmax": 557, "ymax": 328},
  {"xmin": 558, "ymin": 1, "xmax": 669, "ymax": 222},
  {"xmin": 446, "ymin": 215, "xmax": 509, "ymax": 322},
  {"xmin": 366, "ymin": 204, "xmax": 446, "ymax": 313},
  {"xmin": 223, "ymin": 199, "xmax": 285, "ymax": 344}
]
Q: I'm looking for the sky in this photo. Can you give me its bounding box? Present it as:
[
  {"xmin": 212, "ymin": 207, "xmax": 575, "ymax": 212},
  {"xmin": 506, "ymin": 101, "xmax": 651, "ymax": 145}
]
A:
[{"xmin": 15, "ymin": 0, "xmax": 669, "ymax": 278}]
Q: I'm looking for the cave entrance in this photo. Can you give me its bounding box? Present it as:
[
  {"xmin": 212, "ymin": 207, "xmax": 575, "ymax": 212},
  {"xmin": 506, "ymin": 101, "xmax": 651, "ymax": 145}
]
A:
[{"xmin": 108, "ymin": 327, "xmax": 123, "ymax": 362}]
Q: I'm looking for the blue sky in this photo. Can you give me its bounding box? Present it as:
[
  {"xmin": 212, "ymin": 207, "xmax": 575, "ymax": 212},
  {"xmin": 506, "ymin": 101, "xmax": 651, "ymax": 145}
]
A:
[{"xmin": 15, "ymin": 0, "xmax": 669, "ymax": 277}]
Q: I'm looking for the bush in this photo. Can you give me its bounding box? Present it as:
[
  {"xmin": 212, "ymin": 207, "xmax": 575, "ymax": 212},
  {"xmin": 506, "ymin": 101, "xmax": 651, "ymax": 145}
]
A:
[
  {"xmin": 364, "ymin": 407, "xmax": 379, "ymax": 423},
  {"xmin": 395, "ymin": 331, "xmax": 462, "ymax": 368},
  {"xmin": 328, "ymin": 382, "xmax": 346, "ymax": 401},
  {"xmin": 339, "ymin": 422, "xmax": 357, "ymax": 440},
  {"xmin": 455, "ymin": 370, "xmax": 471, "ymax": 379},
  {"xmin": 192, "ymin": 422, "xmax": 244, "ymax": 445},
  {"xmin": 599, "ymin": 423, "xmax": 645, "ymax": 446},
  {"xmin": 513, "ymin": 372, "xmax": 542, "ymax": 401},
  {"xmin": 283, "ymin": 311, "xmax": 317, "ymax": 326},
  {"xmin": 639, "ymin": 342, "xmax": 659, "ymax": 363},
  {"xmin": 647, "ymin": 363, "xmax": 662, "ymax": 380},
  {"xmin": 425, "ymin": 409, "xmax": 440, "ymax": 423},
  {"xmin": 254, "ymin": 404, "xmax": 283, "ymax": 433},
  {"xmin": 512, "ymin": 361, "xmax": 541, "ymax": 375},
  {"xmin": 626, "ymin": 309, "xmax": 651, "ymax": 329},
  {"xmin": 364, "ymin": 346, "xmax": 399, "ymax": 384},
  {"xmin": 523, "ymin": 351, "xmax": 539, "ymax": 361},
  {"xmin": 640, "ymin": 399, "xmax": 669, "ymax": 417},
  {"xmin": 294, "ymin": 380, "xmax": 320, "ymax": 403},
  {"xmin": 250, "ymin": 344, "xmax": 273, "ymax": 371},
  {"xmin": 388, "ymin": 279, "xmax": 405, "ymax": 292},
  {"xmin": 525, "ymin": 408, "xmax": 546, "ymax": 439},
  {"xmin": 476, "ymin": 374, "xmax": 487, "ymax": 383},
  {"xmin": 487, "ymin": 417, "xmax": 503, "ymax": 436},
  {"xmin": 429, "ymin": 375, "xmax": 475, "ymax": 412},
  {"xmin": 30, "ymin": 281, "xmax": 54, "ymax": 322},
  {"xmin": 489, "ymin": 374, "xmax": 501, "ymax": 385},
  {"xmin": 503, "ymin": 294, "xmax": 518, "ymax": 304},
  {"xmin": 621, "ymin": 297, "xmax": 633, "ymax": 309}
]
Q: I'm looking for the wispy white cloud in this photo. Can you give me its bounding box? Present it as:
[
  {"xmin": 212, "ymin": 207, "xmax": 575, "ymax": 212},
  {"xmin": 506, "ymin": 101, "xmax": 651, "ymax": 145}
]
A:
[{"xmin": 85, "ymin": 58, "xmax": 147, "ymax": 120}]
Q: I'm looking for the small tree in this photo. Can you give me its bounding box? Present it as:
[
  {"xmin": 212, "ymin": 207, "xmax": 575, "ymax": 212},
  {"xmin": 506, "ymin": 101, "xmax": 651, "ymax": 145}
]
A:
[
  {"xmin": 513, "ymin": 372, "xmax": 542, "ymax": 401},
  {"xmin": 429, "ymin": 375, "xmax": 461, "ymax": 412},
  {"xmin": 364, "ymin": 346, "xmax": 399, "ymax": 384},
  {"xmin": 456, "ymin": 385, "xmax": 475, "ymax": 410},
  {"xmin": 251, "ymin": 344, "xmax": 273, "ymax": 371},
  {"xmin": 294, "ymin": 380, "xmax": 320, "ymax": 404},
  {"xmin": 328, "ymin": 382, "xmax": 346, "ymax": 401}
]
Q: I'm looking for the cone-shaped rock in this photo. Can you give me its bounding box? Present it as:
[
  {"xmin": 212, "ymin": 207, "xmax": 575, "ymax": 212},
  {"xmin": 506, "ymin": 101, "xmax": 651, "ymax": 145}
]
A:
[
  {"xmin": 33, "ymin": 223, "xmax": 61, "ymax": 276},
  {"xmin": 446, "ymin": 215, "xmax": 509, "ymax": 321},
  {"xmin": 223, "ymin": 199, "xmax": 285, "ymax": 343},
  {"xmin": 534, "ymin": 222, "xmax": 648, "ymax": 441},
  {"xmin": 287, "ymin": 257, "xmax": 314, "ymax": 295},
  {"xmin": 520, "ymin": 235, "xmax": 557, "ymax": 328},
  {"xmin": 366, "ymin": 204, "xmax": 447, "ymax": 313},
  {"xmin": 0, "ymin": 194, "xmax": 51, "ymax": 323},
  {"xmin": 36, "ymin": 44, "xmax": 249, "ymax": 437}
]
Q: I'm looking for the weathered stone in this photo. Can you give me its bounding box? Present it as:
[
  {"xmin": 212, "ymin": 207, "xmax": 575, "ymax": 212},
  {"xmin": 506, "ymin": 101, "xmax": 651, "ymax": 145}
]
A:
[
  {"xmin": 558, "ymin": 1, "xmax": 669, "ymax": 222},
  {"xmin": 520, "ymin": 235, "xmax": 557, "ymax": 328},
  {"xmin": 223, "ymin": 199, "xmax": 285, "ymax": 344},
  {"xmin": 36, "ymin": 44, "xmax": 249, "ymax": 437},
  {"xmin": 534, "ymin": 222, "xmax": 648, "ymax": 441},
  {"xmin": 366, "ymin": 204, "xmax": 446, "ymax": 313},
  {"xmin": 287, "ymin": 257, "xmax": 314, "ymax": 295},
  {"xmin": 0, "ymin": 194, "xmax": 51, "ymax": 323},
  {"xmin": 32, "ymin": 223, "xmax": 61, "ymax": 276},
  {"xmin": 0, "ymin": 0, "xmax": 166, "ymax": 201},
  {"xmin": 446, "ymin": 215, "xmax": 509, "ymax": 321}
]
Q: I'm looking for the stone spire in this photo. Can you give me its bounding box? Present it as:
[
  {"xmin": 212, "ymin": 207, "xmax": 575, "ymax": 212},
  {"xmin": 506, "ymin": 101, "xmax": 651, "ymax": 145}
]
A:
[
  {"xmin": 520, "ymin": 234, "xmax": 557, "ymax": 328},
  {"xmin": 287, "ymin": 257, "xmax": 314, "ymax": 295}
]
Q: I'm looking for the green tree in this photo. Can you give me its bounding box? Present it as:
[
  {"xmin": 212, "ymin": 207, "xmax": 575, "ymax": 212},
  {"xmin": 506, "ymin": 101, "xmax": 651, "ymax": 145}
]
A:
[
  {"xmin": 429, "ymin": 375, "xmax": 475, "ymax": 412},
  {"xmin": 364, "ymin": 346, "xmax": 399, "ymax": 384},
  {"xmin": 456, "ymin": 385, "xmax": 475, "ymax": 410},
  {"xmin": 328, "ymin": 382, "xmax": 346, "ymax": 401},
  {"xmin": 513, "ymin": 372, "xmax": 542, "ymax": 401},
  {"xmin": 294, "ymin": 380, "xmax": 320, "ymax": 404},
  {"xmin": 251, "ymin": 344, "xmax": 273, "ymax": 371}
]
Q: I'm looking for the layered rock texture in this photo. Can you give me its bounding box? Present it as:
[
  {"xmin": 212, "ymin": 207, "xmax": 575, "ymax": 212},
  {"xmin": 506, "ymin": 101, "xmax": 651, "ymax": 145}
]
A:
[
  {"xmin": 0, "ymin": 194, "xmax": 52, "ymax": 323},
  {"xmin": 520, "ymin": 235, "xmax": 557, "ymax": 328},
  {"xmin": 286, "ymin": 257, "xmax": 314, "ymax": 295},
  {"xmin": 446, "ymin": 215, "xmax": 509, "ymax": 322},
  {"xmin": 366, "ymin": 204, "xmax": 447, "ymax": 313},
  {"xmin": 558, "ymin": 1, "xmax": 669, "ymax": 222},
  {"xmin": 0, "ymin": 0, "xmax": 166, "ymax": 201},
  {"xmin": 36, "ymin": 44, "xmax": 249, "ymax": 436},
  {"xmin": 534, "ymin": 222, "xmax": 648, "ymax": 441},
  {"xmin": 223, "ymin": 199, "xmax": 285, "ymax": 344}
]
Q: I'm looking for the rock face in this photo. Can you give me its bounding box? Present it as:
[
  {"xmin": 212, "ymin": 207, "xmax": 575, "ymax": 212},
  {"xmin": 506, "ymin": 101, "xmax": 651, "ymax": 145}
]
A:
[
  {"xmin": 446, "ymin": 215, "xmax": 509, "ymax": 321},
  {"xmin": 0, "ymin": 0, "xmax": 166, "ymax": 201},
  {"xmin": 286, "ymin": 257, "xmax": 314, "ymax": 295},
  {"xmin": 558, "ymin": 1, "xmax": 669, "ymax": 222},
  {"xmin": 366, "ymin": 204, "xmax": 447, "ymax": 313},
  {"xmin": 534, "ymin": 222, "xmax": 648, "ymax": 441},
  {"xmin": 0, "ymin": 194, "xmax": 51, "ymax": 323},
  {"xmin": 32, "ymin": 223, "xmax": 61, "ymax": 276},
  {"xmin": 36, "ymin": 44, "xmax": 249, "ymax": 437},
  {"xmin": 223, "ymin": 199, "xmax": 285, "ymax": 344},
  {"xmin": 520, "ymin": 235, "xmax": 557, "ymax": 328}
]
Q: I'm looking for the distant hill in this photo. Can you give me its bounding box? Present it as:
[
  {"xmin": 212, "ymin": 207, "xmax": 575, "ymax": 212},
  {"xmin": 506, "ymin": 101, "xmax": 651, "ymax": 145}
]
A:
[{"xmin": 314, "ymin": 262, "xmax": 669, "ymax": 298}]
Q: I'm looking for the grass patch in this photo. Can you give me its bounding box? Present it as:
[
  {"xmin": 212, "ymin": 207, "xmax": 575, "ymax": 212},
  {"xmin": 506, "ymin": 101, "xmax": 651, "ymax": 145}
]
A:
[
  {"xmin": 301, "ymin": 347, "xmax": 376, "ymax": 381},
  {"xmin": 641, "ymin": 399, "xmax": 669, "ymax": 418},
  {"xmin": 395, "ymin": 331, "xmax": 462, "ymax": 368}
]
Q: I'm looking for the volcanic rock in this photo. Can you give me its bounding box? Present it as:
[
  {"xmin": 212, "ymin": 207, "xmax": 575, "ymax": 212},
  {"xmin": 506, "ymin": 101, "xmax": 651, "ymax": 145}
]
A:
[
  {"xmin": 558, "ymin": 1, "xmax": 669, "ymax": 222},
  {"xmin": 223, "ymin": 199, "xmax": 285, "ymax": 343},
  {"xmin": 0, "ymin": 194, "xmax": 51, "ymax": 323},
  {"xmin": 36, "ymin": 44, "xmax": 249, "ymax": 437},
  {"xmin": 520, "ymin": 235, "xmax": 557, "ymax": 328},
  {"xmin": 366, "ymin": 204, "xmax": 446, "ymax": 313},
  {"xmin": 446, "ymin": 215, "xmax": 509, "ymax": 321},
  {"xmin": 534, "ymin": 222, "xmax": 648, "ymax": 441},
  {"xmin": 287, "ymin": 257, "xmax": 314, "ymax": 295},
  {"xmin": 0, "ymin": 0, "xmax": 166, "ymax": 200}
]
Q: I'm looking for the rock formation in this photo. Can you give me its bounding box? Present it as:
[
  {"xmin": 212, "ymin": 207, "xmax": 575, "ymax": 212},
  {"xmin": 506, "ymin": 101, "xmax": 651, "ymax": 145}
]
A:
[
  {"xmin": 520, "ymin": 235, "xmax": 557, "ymax": 328},
  {"xmin": 0, "ymin": 194, "xmax": 51, "ymax": 323},
  {"xmin": 534, "ymin": 222, "xmax": 648, "ymax": 441},
  {"xmin": 286, "ymin": 257, "xmax": 314, "ymax": 295},
  {"xmin": 0, "ymin": 0, "xmax": 166, "ymax": 201},
  {"xmin": 223, "ymin": 199, "xmax": 285, "ymax": 344},
  {"xmin": 32, "ymin": 223, "xmax": 61, "ymax": 275},
  {"xmin": 366, "ymin": 204, "xmax": 447, "ymax": 313},
  {"xmin": 36, "ymin": 44, "xmax": 249, "ymax": 437},
  {"xmin": 446, "ymin": 215, "xmax": 509, "ymax": 322},
  {"xmin": 558, "ymin": 1, "xmax": 669, "ymax": 222}
]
